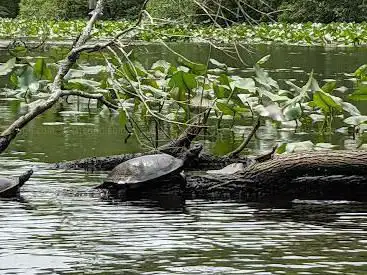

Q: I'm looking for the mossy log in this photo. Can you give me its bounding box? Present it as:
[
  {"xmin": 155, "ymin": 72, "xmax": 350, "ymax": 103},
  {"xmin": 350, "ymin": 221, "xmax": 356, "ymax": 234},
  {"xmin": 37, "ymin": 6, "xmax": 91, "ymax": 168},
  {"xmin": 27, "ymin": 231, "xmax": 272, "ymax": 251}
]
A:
[{"xmin": 186, "ymin": 150, "xmax": 367, "ymax": 202}]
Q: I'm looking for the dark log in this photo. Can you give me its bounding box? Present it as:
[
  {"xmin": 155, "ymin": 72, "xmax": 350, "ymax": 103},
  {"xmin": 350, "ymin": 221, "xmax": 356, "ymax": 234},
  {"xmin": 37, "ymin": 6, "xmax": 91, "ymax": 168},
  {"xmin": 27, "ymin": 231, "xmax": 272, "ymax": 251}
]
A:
[
  {"xmin": 53, "ymin": 152, "xmax": 249, "ymax": 171},
  {"xmin": 186, "ymin": 150, "xmax": 367, "ymax": 202}
]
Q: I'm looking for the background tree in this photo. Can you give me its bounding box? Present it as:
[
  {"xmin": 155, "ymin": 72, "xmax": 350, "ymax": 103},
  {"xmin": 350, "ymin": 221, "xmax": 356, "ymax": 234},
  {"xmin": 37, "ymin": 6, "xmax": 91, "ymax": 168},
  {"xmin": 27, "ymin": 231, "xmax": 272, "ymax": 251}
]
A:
[{"xmin": 0, "ymin": 0, "xmax": 21, "ymax": 18}]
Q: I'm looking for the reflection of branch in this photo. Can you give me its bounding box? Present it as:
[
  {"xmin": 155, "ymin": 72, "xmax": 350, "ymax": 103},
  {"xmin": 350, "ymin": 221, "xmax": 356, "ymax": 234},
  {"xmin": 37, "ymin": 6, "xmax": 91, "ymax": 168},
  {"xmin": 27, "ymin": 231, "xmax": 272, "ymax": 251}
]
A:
[{"xmin": 60, "ymin": 90, "xmax": 118, "ymax": 110}]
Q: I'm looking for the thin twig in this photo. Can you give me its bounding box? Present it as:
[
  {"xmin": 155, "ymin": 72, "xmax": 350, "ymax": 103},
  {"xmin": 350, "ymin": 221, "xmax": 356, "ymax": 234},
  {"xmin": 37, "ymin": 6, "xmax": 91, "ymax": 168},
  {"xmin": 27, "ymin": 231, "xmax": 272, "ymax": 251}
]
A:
[{"xmin": 228, "ymin": 117, "xmax": 261, "ymax": 158}]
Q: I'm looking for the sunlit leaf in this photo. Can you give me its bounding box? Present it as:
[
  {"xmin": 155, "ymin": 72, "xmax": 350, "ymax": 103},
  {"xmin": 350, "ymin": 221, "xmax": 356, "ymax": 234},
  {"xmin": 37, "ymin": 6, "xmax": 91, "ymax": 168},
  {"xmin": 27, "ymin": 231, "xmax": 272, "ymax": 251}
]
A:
[
  {"xmin": 341, "ymin": 102, "xmax": 361, "ymax": 116},
  {"xmin": 285, "ymin": 141, "xmax": 314, "ymax": 153},
  {"xmin": 78, "ymin": 65, "xmax": 105, "ymax": 75},
  {"xmin": 256, "ymin": 54, "xmax": 271, "ymax": 65},
  {"xmin": 283, "ymin": 104, "xmax": 302, "ymax": 121},
  {"xmin": 230, "ymin": 78, "xmax": 256, "ymax": 93},
  {"xmin": 254, "ymin": 64, "xmax": 279, "ymax": 90},
  {"xmin": 152, "ymin": 60, "xmax": 171, "ymax": 73},
  {"xmin": 66, "ymin": 79, "xmax": 101, "ymax": 92},
  {"xmin": 343, "ymin": 115, "xmax": 367, "ymax": 126},
  {"xmin": 18, "ymin": 66, "xmax": 39, "ymax": 93},
  {"xmin": 64, "ymin": 69, "xmax": 86, "ymax": 80},
  {"xmin": 209, "ymin": 58, "xmax": 227, "ymax": 69},
  {"xmin": 0, "ymin": 57, "xmax": 16, "ymax": 76},
  {"xmin": 315, "ymin": 143, "xmax": 338, "ymax": 150},
  {"xmin": 254, "ymin": 104, "xmax": 283, "ymax": 121}
]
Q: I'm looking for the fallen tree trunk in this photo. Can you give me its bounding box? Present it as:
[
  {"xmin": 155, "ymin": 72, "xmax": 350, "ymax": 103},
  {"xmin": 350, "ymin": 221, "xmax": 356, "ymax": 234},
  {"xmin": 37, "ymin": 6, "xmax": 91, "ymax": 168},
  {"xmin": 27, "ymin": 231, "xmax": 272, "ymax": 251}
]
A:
[
  {"xmin": 185, "ymin": 150, "xmax": 367, "ymax": 202},
  {"xmin": 53, "ymin": 151, "xmax": 249, "ymax": 171}
]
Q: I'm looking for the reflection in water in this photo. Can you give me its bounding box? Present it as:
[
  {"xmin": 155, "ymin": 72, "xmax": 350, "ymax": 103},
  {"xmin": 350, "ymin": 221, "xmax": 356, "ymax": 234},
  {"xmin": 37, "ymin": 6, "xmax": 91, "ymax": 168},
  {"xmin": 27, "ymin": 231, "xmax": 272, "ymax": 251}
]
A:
[
  {"xmin": 0, "ymin": 162, "xmax": 366, "ymax": 274},
  {"xmin": 1, "ymin": 44, "xmax": 367, "ymax": 162},
  {"xmin": 0, "ymin": 44, "xmax": 367, "ymax": 274}
]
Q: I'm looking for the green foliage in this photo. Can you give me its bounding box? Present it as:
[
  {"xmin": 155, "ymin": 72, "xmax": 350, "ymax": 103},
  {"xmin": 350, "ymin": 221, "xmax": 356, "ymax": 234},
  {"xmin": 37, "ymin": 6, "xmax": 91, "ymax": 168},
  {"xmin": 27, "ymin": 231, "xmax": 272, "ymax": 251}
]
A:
[
  {"xmin": 19, "ymin": 0, "xmax": 145, "ymax": 19},
  {"xmin": 1, "ymin": 47, "xmax": 366, "ymax": 148},
  {"xmin": 147, "ymin": 0, "xmax": 197, "ymax": 20},
  {"xmin": 279, "ymin": 0, "xmax": 367, "ymax": 23},
  {"xmin": 146, "ymin": 0, "xmax": 367, "ymax": 24},
  {"xmin": 19, "ymin": 0, "xmax": 60, "ymax": 18},
  {"xmin": 1, "ymin": 18, "xmax": 367, "ymax": 46},
  {"xmin": 0, "ymin": 0, "xmax": 20, "ymax": 18}
]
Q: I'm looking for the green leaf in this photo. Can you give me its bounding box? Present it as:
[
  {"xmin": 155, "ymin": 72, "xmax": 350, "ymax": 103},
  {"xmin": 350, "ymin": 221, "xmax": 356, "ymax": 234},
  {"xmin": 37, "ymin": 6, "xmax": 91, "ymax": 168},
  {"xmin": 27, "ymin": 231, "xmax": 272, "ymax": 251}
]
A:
[
  {"xmin": 78, "ymin": 65, "xmax": 105, "ymax": 75},
  {"xmin": 355, "ymin": 64, "xmax": 367, "ymax": 81},
  {"xmin": 66, "ymin": 79, "xmax": 101, "ymax": 92},
  {"xmin": 216, "ymin": 101, "xmax": 235, "ymax": 116},
  {"xmin": 258, "ymin": 88, "xmax": 289, "ymax": 102},
  {"xmin": 122, "ymin": 62, "xmax": 146, "ymax": 81},
  {"xmin": 18, "ymin": 66, "xmax": 39, "ymax": 93},
  {"xmin": 152, "ymin": 60, "xmax": 171, "ymax": 73},
  {"xmin": 341, "ymin": 102, "xmax": 361, "ymax": 116},
  {"xmin": 321, "ymin": 81, "xmax": 336, "ymax": 93},
  {"xmin": 218, "ymin": 74, "xmax": 231, "ymax": 87},
  {"xmin": 285, "ymin": 141, "xmax": 314, "ymax": 153},
  {"xmin": 65, "ymin": 69, "xmax": 86, "ymax": 80},
  {"xmin": 213, "ymin": 83, "xmax": 231, "ymax": 99},
  {"xmin": 256, "ymin": 54, "xmax": 271, "ymax": 65},
  {"xmin": 177, "ymin": 57, "xmax": 207, "ymax": 75},
  {"xmin": 34, "ymin": 57, "xmax": 52, "ymax": 80},
  {"xmin": 237, "ymin": 94, "xmax": 259, "ymax": 109},
  {"xmin": 313, "ymin": 90, "xmax": 342, "ymax": 113},
  {"xmin": 230, "ymin": 78, "xmax": 256, "ymax": 93},
  {"xmin": 349, "ymin": 85, "xmax": 367, "ymax": 101},
  {"xmin": 9, "ymin": 73, "xmax": 18, "ymax": 88},
  {"xmin": 343, "ymin": 115, "xmax": 367, "ymax": 126},
  {"xmin": 169, "ymin": 71, "xmax": 197, "ymax": 91},
  {"xmin": 170, "ymin": 87, "xmax": 185, "ymax": 101},
  {"xmin": 254, "ymin": 64, "xmax": 279, "ymax": 90},
  {"xmin": 0, "ymin": 58, "xmax": 16, "ymax": 76},
  {"xmin": 283, "ymin": 104, "xmax": 302, "ymax": 121},
  {"xmin": 209, "ymin": 58, "xmax": 227, "ymax": 69},
  {"xmin": 276, "ymin": 143, "xmax": 287, "ymax": 154}
]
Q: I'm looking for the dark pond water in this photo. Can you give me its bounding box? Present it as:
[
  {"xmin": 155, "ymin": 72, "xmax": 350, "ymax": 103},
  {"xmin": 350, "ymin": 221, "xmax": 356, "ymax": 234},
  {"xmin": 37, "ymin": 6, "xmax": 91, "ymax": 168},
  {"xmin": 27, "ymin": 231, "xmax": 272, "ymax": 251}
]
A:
[{"xmin": 1, "ymin": 43, "xmax": 367, "ymax": 274}]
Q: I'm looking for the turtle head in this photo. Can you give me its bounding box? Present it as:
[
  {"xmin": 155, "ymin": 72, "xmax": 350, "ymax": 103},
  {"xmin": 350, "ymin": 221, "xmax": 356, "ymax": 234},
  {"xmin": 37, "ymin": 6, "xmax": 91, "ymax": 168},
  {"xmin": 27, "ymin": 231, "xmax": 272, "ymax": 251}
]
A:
[
  {"xmin": 188, "ymin": 143, "xmax": 203, "ymax": 156},
  {"xmin": 182, "ymin": 143, "xmax": 203, "ymax": 167}
]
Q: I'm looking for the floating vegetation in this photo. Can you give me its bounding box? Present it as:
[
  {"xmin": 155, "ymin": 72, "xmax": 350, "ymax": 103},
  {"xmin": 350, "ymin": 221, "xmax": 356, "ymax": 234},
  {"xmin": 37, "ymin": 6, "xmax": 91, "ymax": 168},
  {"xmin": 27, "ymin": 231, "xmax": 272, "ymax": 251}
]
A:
[{"xmin": 0, "ymin": 19, "xmax": 366, "ymax": 46}]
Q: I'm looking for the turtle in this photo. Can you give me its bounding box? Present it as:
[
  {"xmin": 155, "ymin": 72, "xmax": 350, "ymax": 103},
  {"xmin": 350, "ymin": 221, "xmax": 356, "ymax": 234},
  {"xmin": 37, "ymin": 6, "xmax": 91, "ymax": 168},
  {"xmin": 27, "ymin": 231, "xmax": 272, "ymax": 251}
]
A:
[
  {"xmin": 95, "ymin": 143, "xmax": 203, "ymax": 191},
  {"xmin": 0, "ymin": 169, "xmax": 33, "ymax": 198}
]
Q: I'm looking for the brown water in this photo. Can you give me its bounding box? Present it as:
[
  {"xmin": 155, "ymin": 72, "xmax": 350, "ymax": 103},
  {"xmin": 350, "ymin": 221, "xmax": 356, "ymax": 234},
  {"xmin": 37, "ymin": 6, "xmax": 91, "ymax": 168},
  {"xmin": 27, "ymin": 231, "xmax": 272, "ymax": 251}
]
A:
[{"xmin": 1, "ymin": 43, "xmax": 367, "ymax": 274}]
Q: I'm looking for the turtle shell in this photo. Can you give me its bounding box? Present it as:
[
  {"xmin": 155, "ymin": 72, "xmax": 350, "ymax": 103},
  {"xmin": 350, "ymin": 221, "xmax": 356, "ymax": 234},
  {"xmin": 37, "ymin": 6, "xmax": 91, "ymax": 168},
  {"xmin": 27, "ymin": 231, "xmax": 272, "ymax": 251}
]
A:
[
  {"xmin": 105, "ymin": 154, "xmax": 184, "ymax": 185},
  {"xmin": 0, "ymin": 177, "xmax": 20, "ymax": 198}
]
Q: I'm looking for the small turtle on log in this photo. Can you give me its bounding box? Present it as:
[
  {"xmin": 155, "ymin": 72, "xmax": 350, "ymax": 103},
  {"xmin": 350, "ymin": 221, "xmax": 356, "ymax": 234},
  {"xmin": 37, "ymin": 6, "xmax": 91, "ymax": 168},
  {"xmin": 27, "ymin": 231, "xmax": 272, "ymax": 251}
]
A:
[
  {"xmin": 95, "ymin": 144, "xmax": 203, "ymax": 198},
  {"xmin": 0, "ymin": 170, "xmax": 33, "ymax": 198}
]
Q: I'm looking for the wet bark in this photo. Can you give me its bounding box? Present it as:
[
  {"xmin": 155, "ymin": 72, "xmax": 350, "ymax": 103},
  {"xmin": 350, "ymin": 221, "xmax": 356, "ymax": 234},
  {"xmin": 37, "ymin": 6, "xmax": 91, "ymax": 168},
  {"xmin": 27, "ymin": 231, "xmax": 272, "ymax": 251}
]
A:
[{"xmin": 186, "ymin": 150, "xmax": 367, "ymax": 202}]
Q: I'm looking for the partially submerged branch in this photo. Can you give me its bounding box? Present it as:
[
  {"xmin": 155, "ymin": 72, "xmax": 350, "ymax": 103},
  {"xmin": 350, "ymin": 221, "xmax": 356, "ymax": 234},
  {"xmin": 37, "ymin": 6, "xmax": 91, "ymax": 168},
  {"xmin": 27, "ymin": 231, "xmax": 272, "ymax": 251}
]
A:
[{"xmin": 228, "ymin": 117, "xmax": 261, "ymax": 158}]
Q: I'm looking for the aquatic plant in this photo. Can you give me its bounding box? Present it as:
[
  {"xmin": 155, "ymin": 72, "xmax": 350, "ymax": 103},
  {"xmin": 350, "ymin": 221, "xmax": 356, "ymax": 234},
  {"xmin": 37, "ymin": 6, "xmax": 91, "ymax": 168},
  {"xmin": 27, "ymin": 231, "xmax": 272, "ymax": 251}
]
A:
[{"xmin": 0, "ymin": 19, "xmax": 366, "ymax": 46}]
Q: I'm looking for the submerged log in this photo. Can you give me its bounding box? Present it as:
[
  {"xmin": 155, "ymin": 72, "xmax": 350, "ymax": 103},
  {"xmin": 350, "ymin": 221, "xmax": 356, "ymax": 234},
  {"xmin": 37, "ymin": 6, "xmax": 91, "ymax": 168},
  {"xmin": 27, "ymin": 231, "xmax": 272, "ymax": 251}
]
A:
[{"xmin": 186, "ymin": 150, "xmax": 367, "ymax": 202}]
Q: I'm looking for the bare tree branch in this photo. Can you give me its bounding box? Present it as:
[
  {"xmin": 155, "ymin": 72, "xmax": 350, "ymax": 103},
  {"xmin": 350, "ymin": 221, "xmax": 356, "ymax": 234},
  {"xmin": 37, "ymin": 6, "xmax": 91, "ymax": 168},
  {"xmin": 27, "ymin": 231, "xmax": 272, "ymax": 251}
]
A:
[{"xmin": 0, "ymin": 0, "xmax": 107, "ymax": 153}]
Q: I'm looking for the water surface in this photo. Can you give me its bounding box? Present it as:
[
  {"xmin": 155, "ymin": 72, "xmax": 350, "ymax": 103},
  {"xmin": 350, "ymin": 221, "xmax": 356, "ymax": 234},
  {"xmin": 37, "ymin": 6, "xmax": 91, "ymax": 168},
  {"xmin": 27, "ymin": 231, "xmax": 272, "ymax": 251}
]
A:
[{"xmin": 0, "ymin": 43, "xmax": 367, "ymax": 274}]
